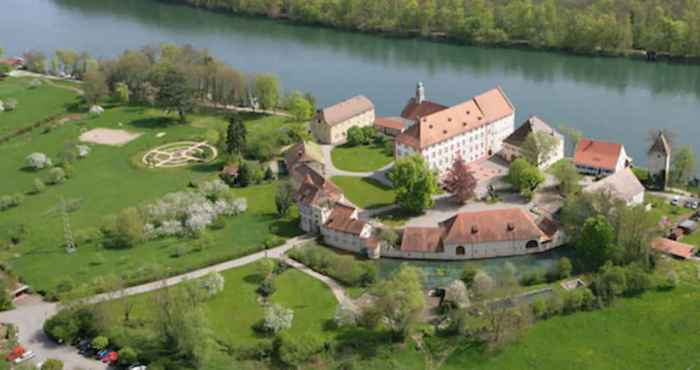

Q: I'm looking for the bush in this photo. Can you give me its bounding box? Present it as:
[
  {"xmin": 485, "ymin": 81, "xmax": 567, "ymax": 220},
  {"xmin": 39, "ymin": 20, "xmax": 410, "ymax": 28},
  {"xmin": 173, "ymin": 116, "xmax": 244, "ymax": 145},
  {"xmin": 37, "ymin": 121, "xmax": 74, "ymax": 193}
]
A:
[
  {"xmin": 25, "ymin": 152, "xmax": 52, "ymax": 170},
  {"xmin": 554, "ymin": 257, "xmax": 573, "ymax": 280},
  {"xmin": 662, "ymin": 270, "xmax": 680, "ymax": 289},
  {"xmin": 0, "ymin": 194, "xmax": 23, "ymax": 211},
  {"xmin": 91, "ymin": 336, "xmax": 109, "ymax": 351},
  {"xmin": 520, "ymin": 269, "xmax": 546, "ymax": 286},
  {"xmin": 275, "ymin": 332, "xmax": 325, "ymax": 368},
  {"xmin": 624, "ymin": 264, "xmax": 654, "ymax": 295},
  {"xmin": 43, "ymin": 306, "xmax": 99, "ymax": 344},
  {"xmin": 41, "ymin": 359, "xmax": 64, "ymax": 370},
  {"xmin": 263, "ymin": 304, "xmax": 293, "ymax": 334},
  {"xmin": 46, "ymin": 167, "xmax": 66, "ymax": 185},
  {"xmin": 103, "ymin": 207, "xmax": 144, "ymax": 249},
  {"xmin": 118, "ymin": 346, "xmax": 138, "ymax": 365},
  {"xmin": 562, "ymin": 289, "xmax": 584, "ymax": 314},
  {"xmin": 288, "ymin": 243, "xmax": 377, "ymax": 287},
  {"xmin": 460, "ymin": 265, "xmax": 478, "ymax": 287},
  {"xmin": 257, "ymin": 279, "xmax": 276, "ymax": 297},
  {"xmin": 32, "ymin": 178, "xmax": 46, "ymax": 194}
]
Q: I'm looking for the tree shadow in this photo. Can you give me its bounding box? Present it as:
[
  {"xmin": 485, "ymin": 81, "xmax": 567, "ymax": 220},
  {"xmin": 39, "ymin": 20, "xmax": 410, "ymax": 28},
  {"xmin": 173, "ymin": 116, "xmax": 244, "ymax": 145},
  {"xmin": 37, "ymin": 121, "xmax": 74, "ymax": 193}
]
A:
[
  {"xmin": 129, "ymin": 116, "xmax": 178, "ymax": 129},
  {"xmin": 189, "ymin": 161, "xmax": 222, "ymax": 173},
  {"xmin": 243, "ymin": 274, "xmax": 264, "ymax": 284}
]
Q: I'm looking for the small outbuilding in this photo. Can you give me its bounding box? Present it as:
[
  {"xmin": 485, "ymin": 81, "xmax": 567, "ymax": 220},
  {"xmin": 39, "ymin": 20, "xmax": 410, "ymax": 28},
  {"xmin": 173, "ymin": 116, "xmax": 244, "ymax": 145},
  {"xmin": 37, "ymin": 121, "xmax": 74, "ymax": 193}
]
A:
[{"xmin": 651, "ymin": 238, "xmax": 696, "ymax": 259}]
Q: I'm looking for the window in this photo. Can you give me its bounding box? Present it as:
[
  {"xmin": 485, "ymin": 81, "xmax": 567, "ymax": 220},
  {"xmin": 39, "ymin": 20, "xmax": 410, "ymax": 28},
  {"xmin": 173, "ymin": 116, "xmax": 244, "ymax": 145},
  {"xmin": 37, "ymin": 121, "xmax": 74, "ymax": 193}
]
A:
[
  {"xmin": 526, "ymin": 240, "xmax": 539, "ymax": 249},
  {"xmin": 456, "ymin": 246, "xmax": 466, "ymax": 255}
]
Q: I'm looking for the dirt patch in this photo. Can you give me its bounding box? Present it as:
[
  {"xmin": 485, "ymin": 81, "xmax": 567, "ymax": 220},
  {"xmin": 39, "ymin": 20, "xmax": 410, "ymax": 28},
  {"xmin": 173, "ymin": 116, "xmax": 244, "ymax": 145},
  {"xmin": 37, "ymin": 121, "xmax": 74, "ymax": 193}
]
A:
[{"xmin": 79, "ymin": 128, "xmax": 141, "ymax": 146}]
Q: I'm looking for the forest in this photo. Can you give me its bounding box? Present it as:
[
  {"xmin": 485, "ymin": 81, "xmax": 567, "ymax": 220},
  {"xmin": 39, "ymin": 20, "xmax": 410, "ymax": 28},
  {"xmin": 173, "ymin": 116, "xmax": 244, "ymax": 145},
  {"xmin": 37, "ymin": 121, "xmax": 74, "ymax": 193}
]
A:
[{"xmin": 165, "ymin": 0, "xmax": 700, "ymax": 58}]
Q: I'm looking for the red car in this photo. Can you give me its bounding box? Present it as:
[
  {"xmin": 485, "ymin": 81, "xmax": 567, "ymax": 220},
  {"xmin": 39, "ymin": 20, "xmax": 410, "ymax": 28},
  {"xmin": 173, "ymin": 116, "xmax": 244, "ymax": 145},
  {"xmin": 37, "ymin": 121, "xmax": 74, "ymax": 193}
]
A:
[{"xmin": 102, "ymin": 351, "xmax": 119, "ymax": 364}]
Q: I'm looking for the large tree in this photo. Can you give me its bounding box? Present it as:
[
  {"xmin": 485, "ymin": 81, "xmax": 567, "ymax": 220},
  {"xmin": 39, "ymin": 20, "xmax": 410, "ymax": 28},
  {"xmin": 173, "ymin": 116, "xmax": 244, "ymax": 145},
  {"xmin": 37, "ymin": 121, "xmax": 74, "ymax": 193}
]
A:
[
  {"xmin": 82, "ymin": 68, "xmax": 108, "ymax": 105},
  {"xmin": 443, "ymin": 155, "xmax": 477, "ymax": 204},
  {"xmin": 388, "ymin": 155, "xmax": 438, "ymax": 213},
  {"xmin": 363, "ymin": 265, "xmax": 425, "ymax": 341},
  {"xmin": 284, "ymin": 90, "xmax": 313, "ymax": 121},
  {"xmin": 157, "ymin": 66, "xmax": 194, "ymax": 123},
  {"xmin": 22, "ymin": 50, "xmax": 47, "ymax": 73},
  {"xmin": 225, "ymin": 114, "xmax": 247, "ymax": 156},
  {"xmin": 550, "ymin": 159, "xmax": 581, "ymax": 196},
  {"xmin": 576, "ymin": 215, "xmax": 618, "ymax": 271},
  {"xmin": 505, "ymin": 158, "xmax": 544, "ymax": 198},
  {"xmin": 670, "ymin": 146, "xmax": 696, "ymax": 186},
  {"xmin": 520, "ymin": 131, "xmax": 560, "ymax": 167},
  {"xmin": 254, "ymin": 73, "xmax": 280, "ymax": 110}
]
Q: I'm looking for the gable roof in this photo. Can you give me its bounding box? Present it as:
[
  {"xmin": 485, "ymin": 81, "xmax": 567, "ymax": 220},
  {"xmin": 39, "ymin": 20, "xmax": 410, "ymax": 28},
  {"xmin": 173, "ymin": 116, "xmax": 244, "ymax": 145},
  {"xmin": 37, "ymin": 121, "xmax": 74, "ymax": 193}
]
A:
[
  {"xmin": 323, "ymin": 203, "xmax": 368, "ymax": 235},
  {"xmin": 319, "ymin": 95, "xmax": 374, "ymax": 126},
  {"xmin": 400, "ymin": 98, "xmax": 448, "ymax": 122},
  {"xmin": 439, "ymin": 208, "xmax": 544, "ymax": 244},
  {"xmin": 375, "ymin": 116, "xmax": 413, "ymax": 131},
  {"xmin": 649, "ymin": 132, "xmax": 671, "ymax": 156},
  {"xmin": 503, "ymin": 116, "xmax": 562, "ymax": 147},
  {"xmin": 584, "ymin": 168, "xmax": 644, "ymax": 203},
  {"xmin": 651, "ymin": 238, "xmax": 695, "ymax": 259},
  {"xmin": 396, "ymin": 87, "xmax": 514, "ymax": 150},
  {"xmin": 284, "ymin": 141, "xmax": 324, "ymax": 170},
  {"xmin": 400, "ymin": 227, "xmax": 444, "ymax": 253},
  {"xmin": 295, "ymin": 173, "xmax": 342, "ymax": 206},
  {"xmin": 573, "ymin": 138, "xmax": 624, "ymax": 171}
]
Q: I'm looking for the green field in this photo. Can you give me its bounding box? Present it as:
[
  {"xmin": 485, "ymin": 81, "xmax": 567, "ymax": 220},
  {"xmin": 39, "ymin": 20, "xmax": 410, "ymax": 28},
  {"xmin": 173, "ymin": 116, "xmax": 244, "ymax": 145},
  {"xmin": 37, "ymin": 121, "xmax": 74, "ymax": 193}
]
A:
[
  {"xmin": 97, "ymin": 262, "xmax": 338, "ymax": 362},
  {"xmin": 0, "ymin": 77, "xmax": 305, "ymax": 293},
  {"xmin": 331, "ymin": 143, "xmax": 393, "ymax": 172},
  {"xmin": 0, "ymin": 77, "xmax": 79, "ymax": 136},
  {"xmin": 331, "ymin": 176, "xmax": 395, "ymax": 209}
]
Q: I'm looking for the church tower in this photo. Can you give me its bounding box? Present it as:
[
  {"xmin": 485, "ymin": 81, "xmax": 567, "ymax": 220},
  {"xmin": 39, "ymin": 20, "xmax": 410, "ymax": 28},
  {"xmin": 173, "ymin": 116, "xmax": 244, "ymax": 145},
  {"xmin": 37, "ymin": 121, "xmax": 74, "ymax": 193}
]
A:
[
  {"xmin": 416, "ymin": 81, "xmax": 425, "ymax": 104},
  {"xmin": 648, "ymin": 131, "xmax": 671, "ymax": 190}
]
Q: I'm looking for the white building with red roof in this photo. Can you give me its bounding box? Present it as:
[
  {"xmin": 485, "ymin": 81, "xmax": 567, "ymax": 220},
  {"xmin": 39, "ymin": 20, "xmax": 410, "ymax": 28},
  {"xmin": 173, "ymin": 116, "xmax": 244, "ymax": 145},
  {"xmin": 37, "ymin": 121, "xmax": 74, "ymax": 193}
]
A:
[
  {"xmin": 394, "ymin": 86, "xmax": 515, "ymax": 175},
  {"xmin": 573, "ymin": 138, "xmax": 630, "ymax": 176},
  {"xmin": 320, "ymin": 203, "xmax": 379, "ymax": 258},
  {"xmin": 310, "ymin": 95, "xmax": 375, "ymax": 144},
  {"xmin": 382, "ymin": 208, "xmax": 565, "ymax": 260}
]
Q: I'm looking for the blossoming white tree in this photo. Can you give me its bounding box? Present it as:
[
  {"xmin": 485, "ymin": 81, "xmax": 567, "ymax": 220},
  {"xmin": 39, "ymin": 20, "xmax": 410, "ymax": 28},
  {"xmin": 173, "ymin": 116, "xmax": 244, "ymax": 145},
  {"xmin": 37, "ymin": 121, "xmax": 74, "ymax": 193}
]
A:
[
  {"xmin": 25, "ymin": 152, "xmax": 52, "ymax": 170},
  {"xmin": 263, "ymin": 304, "xmax": 293, "ymax": 333}
]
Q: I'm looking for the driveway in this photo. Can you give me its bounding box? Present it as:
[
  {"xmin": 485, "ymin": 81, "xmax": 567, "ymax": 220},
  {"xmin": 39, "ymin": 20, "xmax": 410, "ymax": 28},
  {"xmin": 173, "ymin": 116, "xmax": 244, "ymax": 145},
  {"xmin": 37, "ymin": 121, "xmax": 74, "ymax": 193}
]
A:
[
  {"xmin": 0, "ymin": 235, "xmax": 313, "ymax": 369},
  {"xmin": 405, "ymin": 193, "xmax": 531, "ymax": 227}
]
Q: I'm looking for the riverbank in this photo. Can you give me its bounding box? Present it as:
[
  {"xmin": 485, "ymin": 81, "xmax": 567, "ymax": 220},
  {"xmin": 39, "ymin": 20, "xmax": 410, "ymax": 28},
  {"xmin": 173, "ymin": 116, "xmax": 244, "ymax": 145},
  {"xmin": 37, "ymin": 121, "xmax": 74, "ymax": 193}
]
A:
[{"xmin": 160, "ymin": 0, "xmax": 700, "ymax": 65}]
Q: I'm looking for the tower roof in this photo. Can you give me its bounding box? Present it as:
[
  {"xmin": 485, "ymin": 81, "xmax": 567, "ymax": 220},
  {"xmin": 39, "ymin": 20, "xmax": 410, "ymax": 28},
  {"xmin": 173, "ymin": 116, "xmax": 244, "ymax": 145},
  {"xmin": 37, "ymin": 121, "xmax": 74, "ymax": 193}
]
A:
[{"xmin": 649, "ymin": 132, "xmax": 671, "ymax": 156}]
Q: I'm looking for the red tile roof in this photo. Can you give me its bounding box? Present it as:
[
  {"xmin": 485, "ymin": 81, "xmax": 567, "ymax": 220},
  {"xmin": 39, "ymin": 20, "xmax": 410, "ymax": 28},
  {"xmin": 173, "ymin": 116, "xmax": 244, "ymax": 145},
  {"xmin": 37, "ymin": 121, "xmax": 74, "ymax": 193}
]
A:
[
  {"xmin": 296, "ymin": 173, "xmax": 342, "ymax": 206},
  {"xmin": 400, "ymin": 98, "xmax": 448, "ymax": 121},
  {"xmin": 400, "ymin": 227, "xmax": 444, "ymax": 253},
  {"xmin": 374, "ymin": 117, "xmax": 406, "ymax": 131},
  {"xmin": 319, "ymin": 95, "xmax": 374, "ymax": 126},
  {"xmin": 573, "ymin": 138, "xmax": 624, "ymax": 171},
  {"xmin": 396, "ymin": 87, "xmax": 514, "ymax": 150},
  {"xmin": 439, "ymin": 208, "xmax": 544, "ymax": 244},
  {"xmin": 651, "ymin": 238, "xmax": 695, "ymax": 259},
  {"xmin": 324, "ymin": 204, "xmax": 367, "ymax": 235}
]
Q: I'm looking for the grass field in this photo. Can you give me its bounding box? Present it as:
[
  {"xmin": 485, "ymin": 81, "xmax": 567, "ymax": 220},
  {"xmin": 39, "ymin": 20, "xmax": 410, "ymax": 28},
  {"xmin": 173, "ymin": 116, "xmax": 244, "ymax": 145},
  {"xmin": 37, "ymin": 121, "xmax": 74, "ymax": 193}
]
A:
[
  {"xmin": 331, "ymin": 143, "xmax": 393, "ymax": 172},
  {"xmin": 0, "ymin": 77, "xmax": 305, "ymax": 292},
  {"xmin": 0, "ymin": 77, "xmax": 79, "ymax": 136},
  {"xmin": 331, "ymin": 176, "xmax": 395, "ymax": 209},
  {"xmin": 97, "ymin": 262, "xmax": 338, "ymax": 358}
]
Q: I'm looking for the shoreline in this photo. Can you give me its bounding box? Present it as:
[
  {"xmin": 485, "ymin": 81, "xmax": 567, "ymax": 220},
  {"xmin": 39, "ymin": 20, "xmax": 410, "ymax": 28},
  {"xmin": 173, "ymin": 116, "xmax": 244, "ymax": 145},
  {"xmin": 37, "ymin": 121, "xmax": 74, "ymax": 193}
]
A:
[{"xmin": 160, "ymin": 0, "xmax": 700, "ymax": 66}]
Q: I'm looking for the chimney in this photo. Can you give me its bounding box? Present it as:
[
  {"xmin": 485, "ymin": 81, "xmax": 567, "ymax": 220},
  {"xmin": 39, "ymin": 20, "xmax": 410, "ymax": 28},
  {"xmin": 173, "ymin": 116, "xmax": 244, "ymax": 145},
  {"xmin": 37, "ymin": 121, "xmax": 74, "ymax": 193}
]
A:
[{"xmin": 416, "ymin": 81, "xmax": 425, "ymax": 104}]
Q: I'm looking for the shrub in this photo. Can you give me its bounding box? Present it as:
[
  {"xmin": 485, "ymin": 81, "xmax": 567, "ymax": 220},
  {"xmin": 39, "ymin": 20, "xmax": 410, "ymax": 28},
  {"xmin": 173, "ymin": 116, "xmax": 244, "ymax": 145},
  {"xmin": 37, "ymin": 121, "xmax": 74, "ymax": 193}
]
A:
[
  {"xmin": 25, "ymin": 152, "xmax": 52, "ymax": 170},
  {"xmin": 32, "ymin": 178, "xmax": 46, "ymax": 194},
  {"xmin": 562, "ymin": 289, "xmax": 584, "ymax": 314},
  {"xmin": 257, "ymin": 279, "xmax": 276, "ymax": 297},
  {"xmin": 74, "ymin": 227, "xmax": 102, "ymax": 246},
  {"xmin": 0, "ymin": 279, "xmax": 14, "ymax": 311},
  {"xmin": 263, "ymin": 304, "xmax": 293, "ymax": 334},
  {"xmin": 0, "ymin": 194, "xmax": 23, "ymax": 211},
  {"xmin": 545, "ymin": 291, "xmax": 564, "ymax": 317},
  {"xmin": 531, "ymin": 298, "xmax": 547, "ymax": 319},
  {"xmin": 624, "ymin": 264, "xmax": 654, "ymax": 295},
  {"xmin": 46, "ymin": 167, "xmax": 66, "ymax": 185},
  {"xmin": 200, "ymin": 272, "xmax": 225, "ymax": 298},
  {"xmin": 663, "ymin": 270, "xmax": 680, "ymax": 289},
  {"xmin": 472, "ymin": 270, "xmax": 495, "ymax": 298},
  {"xmin": 461, "ymin": 266, "xmax": 478, "ymax": 287},
  {"xmin": 118, "ymin": 346, "xmax": 138, "ymax": 365},
  {"xmin": 554, "ymin": 257, "xmax": 573, "ymax": 280},
  {"xmin": 43, "ymin": 307, "xmax": 98, "ymax": 344},
  {"xmin": 4, "ymin": 98, "xmax": 17, "ymax": 111},
  {"xmin": 288, "ymin": 243, "xmax": 377, "ymax": 287},
  {"xmin": 520, "ymin": 269, "xmax": 546, "ymax": 286},
  {"xmin": 41, "ymin": 359, "xmax": 64, "ymax": 370},
  {"xmin": 275, "ymin": 332, "xmax": 325, "ymax": 368},
  {"xmin": 104, "ymin": 207, "xmax": 144, "ymax": 249},
  {"xmin": 91, "ymin": 336, "xmax": 109, "ymax": 351}
]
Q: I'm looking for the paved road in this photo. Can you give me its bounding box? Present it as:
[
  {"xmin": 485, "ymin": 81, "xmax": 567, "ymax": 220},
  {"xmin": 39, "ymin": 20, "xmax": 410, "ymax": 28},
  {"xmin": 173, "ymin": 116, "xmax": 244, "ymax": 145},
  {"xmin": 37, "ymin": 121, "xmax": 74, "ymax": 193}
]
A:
[
  {"xmin": 320, "ymin": 144, "xmax": 394, "ymax": 187},
  {"xmin": 0, "ymin": 236, "xmax": 312, "ymax": 369}
]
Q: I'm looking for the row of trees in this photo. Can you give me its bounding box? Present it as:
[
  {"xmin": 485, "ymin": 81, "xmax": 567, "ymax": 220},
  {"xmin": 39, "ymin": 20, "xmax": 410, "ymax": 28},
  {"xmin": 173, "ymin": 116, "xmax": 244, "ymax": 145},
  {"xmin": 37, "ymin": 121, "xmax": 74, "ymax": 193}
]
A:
[{"xmin": 172, "ymin": 0, "xmax": 700, "ymax": 57}]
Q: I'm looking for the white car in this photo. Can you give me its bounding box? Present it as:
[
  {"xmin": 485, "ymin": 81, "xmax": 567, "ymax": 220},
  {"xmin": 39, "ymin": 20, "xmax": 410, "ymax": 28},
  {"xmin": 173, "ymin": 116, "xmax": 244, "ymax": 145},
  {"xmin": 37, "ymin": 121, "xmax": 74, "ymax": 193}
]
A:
[
  {"xmin": 14, "ymin": 350, "xmax": 35, "ymax": 363},
  {"xmin": 671, "ymin": 196, "xmax": 681, "ymax": 206},
  {"xmin": 128, "ymin": 366, "xmax": 147, "ymax": 370}
]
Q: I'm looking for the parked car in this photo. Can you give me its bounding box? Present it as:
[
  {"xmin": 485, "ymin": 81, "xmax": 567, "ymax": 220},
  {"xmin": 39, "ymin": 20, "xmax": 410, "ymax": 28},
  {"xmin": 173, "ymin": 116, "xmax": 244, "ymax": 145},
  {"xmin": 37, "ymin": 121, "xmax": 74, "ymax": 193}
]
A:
[
  {"xmin": 686, "ymin": 200, "xmax": 699, "ymax": 209},
  {"xmin": 14, "ymin": 350, "xmax": 35, "ymax": 364},
  {"xmin": 128, "ymin": 366, "xmax": 147, "ymax": 370},
  {"xmin": 671, "ymin": 196, "xmax": 681, "ymax": 206},
  {"xmin": 102, "ymin": 351, "xmax": 118, "ymax": 364}
]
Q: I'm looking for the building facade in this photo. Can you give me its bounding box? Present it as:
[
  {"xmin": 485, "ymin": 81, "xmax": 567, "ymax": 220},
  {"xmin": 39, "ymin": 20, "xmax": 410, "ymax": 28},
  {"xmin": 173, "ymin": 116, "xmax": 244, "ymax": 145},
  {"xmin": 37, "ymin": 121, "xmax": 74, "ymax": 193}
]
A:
[
  {"xmin": 320, "ymin": 203, "xmax": 379, "ymax": 258},
  {"xmin": 573, "ymin": 138, "xmax": 630, "ymax": 176},
  {"xmin": 584, "ymin": 167, "xmax": 645, "ymax": 206},
  {"xmin": 395, "ymin": 87, "xmax": 515, "ymax": 175},
  {"xmin": 310, "ymin": 95, "xmax": 375, "ymax": 145},
  {"xmin": 500, "ymin": 116, "xmax": 564, "ymax": 169},
  {"xmin": 648, "ymin": 132, "xmax": 671, "ymax": 190},
  {"xmin": 295, "ymin": 173, "xmax": 343, "ymax": 233}
]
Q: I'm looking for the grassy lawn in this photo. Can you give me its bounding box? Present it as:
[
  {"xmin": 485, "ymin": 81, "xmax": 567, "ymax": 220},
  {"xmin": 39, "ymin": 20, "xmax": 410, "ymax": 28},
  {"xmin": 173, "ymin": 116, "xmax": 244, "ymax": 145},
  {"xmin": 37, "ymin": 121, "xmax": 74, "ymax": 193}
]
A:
[
  {"xmin": 0, "ymin": 102, "xmax": 302, "ymax": 292},
  {"xmin": 97, "ymin": 262, "xmax": 338, "ymax": 354},
  {"xmin": 0, "ymin": 77, "xmax": 79, "ymax": 137},
  {"xmin": 331, "ymin": 143, "xmax": 393, "ymax": 173},
  {"xmin": 646, "ymin": 194, "xmax": 694, "ymax": 224},
  {"xmin": 331, "ymin": 176, "xmax": 395, "ymax": 209},
  {"xmin": 441, "ymin": 282, "xmax": 700, "ymax": 370}
]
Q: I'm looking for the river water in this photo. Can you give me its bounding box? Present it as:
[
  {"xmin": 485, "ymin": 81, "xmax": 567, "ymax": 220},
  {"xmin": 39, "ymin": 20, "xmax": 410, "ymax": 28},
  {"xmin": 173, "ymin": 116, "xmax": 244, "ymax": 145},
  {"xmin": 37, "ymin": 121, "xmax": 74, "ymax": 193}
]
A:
[
  {"xmin": 3, "ymin": 0, "xmax": 700, "ymax": 167},
  {"xmin": 2, "ymin": 0, "xmax": 699, "ymax": 284}
]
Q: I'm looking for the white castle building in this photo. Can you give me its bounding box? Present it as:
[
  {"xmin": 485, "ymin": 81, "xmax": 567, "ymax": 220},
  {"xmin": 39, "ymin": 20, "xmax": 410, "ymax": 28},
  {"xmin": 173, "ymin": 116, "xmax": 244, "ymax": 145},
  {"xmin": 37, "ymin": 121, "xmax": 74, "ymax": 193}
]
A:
[{"xmin": 395, "ymin": 84, "xmax": 516, "ymax": 175}]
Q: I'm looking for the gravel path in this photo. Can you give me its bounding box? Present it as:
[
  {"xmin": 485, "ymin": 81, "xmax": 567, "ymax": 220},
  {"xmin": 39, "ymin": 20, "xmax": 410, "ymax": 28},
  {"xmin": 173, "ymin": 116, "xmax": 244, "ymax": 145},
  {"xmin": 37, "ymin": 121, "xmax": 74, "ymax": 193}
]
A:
[{"xmin": 0, "ymin": 235, "xmax": 313, "ymax": 369}]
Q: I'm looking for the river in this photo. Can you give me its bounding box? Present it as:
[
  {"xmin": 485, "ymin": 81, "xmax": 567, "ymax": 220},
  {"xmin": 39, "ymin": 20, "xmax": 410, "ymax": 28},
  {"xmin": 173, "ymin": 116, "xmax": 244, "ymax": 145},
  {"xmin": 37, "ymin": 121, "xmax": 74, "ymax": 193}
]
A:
[{"xmin": 3, "ymin": 0, "xmax": 700, "ymax": 167}]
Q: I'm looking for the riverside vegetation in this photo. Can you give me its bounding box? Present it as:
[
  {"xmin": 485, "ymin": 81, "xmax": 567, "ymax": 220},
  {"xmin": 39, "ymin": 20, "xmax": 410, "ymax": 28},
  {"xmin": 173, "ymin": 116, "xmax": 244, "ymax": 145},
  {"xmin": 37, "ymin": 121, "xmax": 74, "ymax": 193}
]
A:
[{"xmin": 168, "ymin": 0, "xmax": 700, "ymax": 59}]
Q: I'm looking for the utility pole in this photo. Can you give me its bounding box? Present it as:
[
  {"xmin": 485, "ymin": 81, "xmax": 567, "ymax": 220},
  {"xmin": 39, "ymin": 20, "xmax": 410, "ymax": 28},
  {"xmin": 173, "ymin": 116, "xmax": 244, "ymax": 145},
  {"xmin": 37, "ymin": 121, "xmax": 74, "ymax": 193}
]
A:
[{"xmin": 60, "ymin": 196, "xmax": 76, "ymax": 254}]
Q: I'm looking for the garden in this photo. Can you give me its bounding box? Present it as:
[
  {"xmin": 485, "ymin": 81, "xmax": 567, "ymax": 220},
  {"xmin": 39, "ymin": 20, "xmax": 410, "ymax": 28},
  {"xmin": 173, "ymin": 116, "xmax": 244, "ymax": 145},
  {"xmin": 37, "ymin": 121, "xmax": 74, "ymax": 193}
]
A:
[
  {"xmin": 331, "ymin": 176, "xmax": 396, "ymax": 209},
  {"xmin": 331, "ymin": 142, "xmax": 393, "ymax": 173},
  {"xmin": 0, "ymin": 86, "xmax": 303, "ymax": 294}
]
